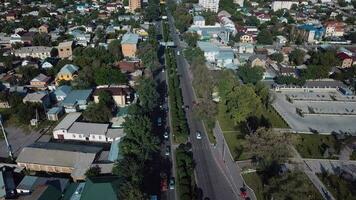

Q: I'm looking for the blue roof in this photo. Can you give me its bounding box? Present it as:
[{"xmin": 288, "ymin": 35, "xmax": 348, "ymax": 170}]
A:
[
  {"xmin": 197, "ymin": 41, "xmax": 219, "ymax": 52},
  {"xmin": 58, "ymin": 64, "xmax": 79, "ymax": 76},
  {"xmin": 54, "ymin": 85, "xmax": 72, "ymax": 97},
  {"xmin": 121, "ymin": 33, "xmax": 139, "ymax": 44},
  {"xmin": 0, "ymin": 172, "xmax": 5, "ymax": 198},
  {"xmin": 216, "ymin": 50, "xmax": 234, "ymax": 60},
  {"xmin": 47, "ymin": 107, "xmax": 63, "ymax": 115},
  {"xmin": 297, "ymin": 24, "xmax": 325, "ymax": 38},
  {"xmin": 61, "ymin": 89, "xmax": 92, "ymax": 106},
  {"xmin": 108, "ymin": 139, "xmax": 121, "ymax": 162},
  {"xmin": 193, "ymin": 15, "xmax": 205, "ymax": 21}
]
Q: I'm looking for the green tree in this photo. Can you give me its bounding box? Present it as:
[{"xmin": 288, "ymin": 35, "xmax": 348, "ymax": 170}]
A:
[
  {"xmin": 201, "ymin": 10, "xmax": 217, "ymax": 25},
  {"xmin": 270, "ymin": 53, "xmax": 284, "ymax": 63},
  {"xmin": 85, "ymin": 165, "xmax": 101, "ymax": 177},
  {"xmin": 98, "ymin": 90, "xmax": 114, "ymax": 108},
  {"xmin": 82, "ymin": 103, "xmax": 112, "ymax": 123},
  {"xmin": 94, "ymin": 67, "xmax": 127, "ymax": 85},
  {"xmin": 136, "ymin": 78, "xmax": 159, "ymax": 112},
  {"xmin": 289, "ymin": 48, "xmax": 305, "ymax": 65},
  {"xmin": 226, "ymin": 84, "xmax": 262, "ymax": 123},
  {"xmin": 246, "ymin": 16, "xmax": 260, "ymax": 26},
  {"xmin": 32, "ymin": 33, "xmax": 51, "ymax": 46},
  {"xmin": 108, "ymin": 39, "xmax": 123, "ymax": 60},
  {"xmin": 137, "ymin": 41, "xmax": 159, "ymax": 71},
  {"xmin": 237, "ymin": 65, "xmax": 263, "ymax": 84},
  {"xmin": 257, "ymin": 29, "xmax": 273, "ymax": 45},
  {"xmin": 183, "ymin": 32, "xmax": 200, "ymax": 47}
]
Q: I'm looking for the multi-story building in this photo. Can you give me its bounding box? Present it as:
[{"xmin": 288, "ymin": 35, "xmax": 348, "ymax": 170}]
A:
[
  {"xmin": 271, "ymin": 1, "xmax": 298, "ymax": 11},
  {"xmin": 199, "ymin": 0, "xmax": 220, "ymax": 12},
  {"xmin": 14, "ymin": 46, "xmax": 51, "ymax": 59},
  {"xmin": 324, "ymin": 21, "xmax": 345, "ymax": 38},
  {"xmin": 129, "ymin": 0, "xmax": 141, "ymax": 12},
  {"xmin": 58, "ymin": 41, "xmax": 73, "ymax": 59},
  {"xmin": 93, "ymin": 85, "xmax": 133, "ymax": 107}
]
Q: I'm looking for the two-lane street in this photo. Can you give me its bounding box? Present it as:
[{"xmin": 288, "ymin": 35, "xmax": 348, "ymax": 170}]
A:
[{"xmin": 166, "ymin": 10, "xmax": 239, "ymax": 200}]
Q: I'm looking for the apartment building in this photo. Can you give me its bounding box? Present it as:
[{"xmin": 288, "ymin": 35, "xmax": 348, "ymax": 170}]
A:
[
  {"xmin": 199, "ymin": 0, "xmax": 220, "ymax": 12},
  {"xmin": 14, "ymin": 46, "xmax": 51, "ymax": 59}
]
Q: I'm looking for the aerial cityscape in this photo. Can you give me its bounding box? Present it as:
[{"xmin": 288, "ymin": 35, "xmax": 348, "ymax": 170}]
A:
[{"xmin": 0, "ymin": 0, "xmax": 355, "ymax": 199}]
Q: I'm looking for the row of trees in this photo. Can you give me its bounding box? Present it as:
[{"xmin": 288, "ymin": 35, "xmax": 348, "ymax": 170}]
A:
[
  {"xmin": 175, "ymin": 144, "xmax": 197, "ymax": 200},
  {"xmin": 138, "ymin": 26, "xmax": 160, "ymax": 72},
  {"xmin": 166, "ymin": 49, "xmax": 189, "ymax": 142}
]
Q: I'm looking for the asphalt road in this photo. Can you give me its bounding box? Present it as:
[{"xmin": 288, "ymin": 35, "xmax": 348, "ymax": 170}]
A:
[{"xmin": 166, "ymin": 11, "xmax": 238, "ymax": 200}]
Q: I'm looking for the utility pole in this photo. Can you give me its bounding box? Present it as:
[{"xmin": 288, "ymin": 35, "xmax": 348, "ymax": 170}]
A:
[{"xmin": 0, "ymin": 114, "xmax": 13, "ymax": 160}]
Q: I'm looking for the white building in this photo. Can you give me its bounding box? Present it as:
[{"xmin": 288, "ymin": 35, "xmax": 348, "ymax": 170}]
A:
[
  {"xmin": 271, "ymin": 1, "xmax": 298, "ymax": 11},
  {"xmin": 14, "ymin": 46, "xmax": 52, "ymax": 59},
  {"xmin": 233, "ymin": 0, "xmax": 244, "ymax": 6},
  {"xmin": 197, "ymin": 41, "xmax": 219, "ymax": 62},
  {"xmin": 199, "ymin": 0, "xmax": 220, "ymax": 13},
  {"xmin": 193, "ymin": 16, "xmax": 205, "ymax": 27},
  {"xmin": 53, "ymin": 113, "xmax": 125, "ymax": 143},
  {"xmin": 219, "ymin": 16, "xmax": 237, "ymax": 35}
]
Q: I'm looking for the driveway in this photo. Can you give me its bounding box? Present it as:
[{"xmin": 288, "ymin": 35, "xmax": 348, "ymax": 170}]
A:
[{"xmin": 0, "ymin": 127, "xmax": 43, "ymax": 158}]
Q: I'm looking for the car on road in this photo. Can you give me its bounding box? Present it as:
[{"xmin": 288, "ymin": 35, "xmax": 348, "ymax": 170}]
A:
[
  {"xmin": 157, "ymin": 117, "xmax": 162, "ymax": 126},
  {"xmin": 163, "ymin": 131, "xmax": 169, "ymax": 139},
  {"xmin": 196, "ymin": 131, "xmax": 202, "ymax": 140},
  {"xmin": 161, "ymin": 177, "xmax": 168, "ymax": 192},
  {"xmin": 169, "ymin": 177, "xmax": 175, "ymax": 190},
  {"xmin": 165, "ymin": 146, "xmax": 170, "ymax": 156},
  {"xmin": 177, "ymin": 50, "xmax": 180, "ymax": 55}
]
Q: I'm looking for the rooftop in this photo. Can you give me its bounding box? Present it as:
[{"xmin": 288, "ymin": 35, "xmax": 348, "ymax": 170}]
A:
[
  {"xmin": 68, "ymin": 122, "xmax": 109, "ymax": 136},
  {"xmin": 53, "ymin": 112, "xmax": 81, "ymax": 131},
  {"xmin": 121, "ymin": 33, "xmax": 139, "ymax": 45}
]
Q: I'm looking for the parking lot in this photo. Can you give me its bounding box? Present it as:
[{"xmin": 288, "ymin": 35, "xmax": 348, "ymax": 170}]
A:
[{"xmin": 273, "ymin": 91, "xmax": 356, "ymax": 135}]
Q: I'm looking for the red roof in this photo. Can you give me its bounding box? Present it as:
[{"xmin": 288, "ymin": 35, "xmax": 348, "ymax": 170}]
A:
[{"xmin": 337, "ymin": 52, "xmax": 352, "ymax": 60}]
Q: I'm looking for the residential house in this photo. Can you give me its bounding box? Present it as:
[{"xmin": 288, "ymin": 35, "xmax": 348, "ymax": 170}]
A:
[
  {"xmin": 60, "ymin": 89, "xmax": 92, "ymax": 112},
  {"xmin": 30, "ymin": 73, "xmax": 51, "ymax": 88},
  {"xmin": 93, "ymin": 86, "xmax": 133, "ymax": 107},
  {"xmin": 22, "ymin": 92, "xmax": 50, "ymax": 108},
  {"xmin": 337, "ymin": 52, "xmax": 353, "ymax": 68},
  {"xmin": 255, "ymin": 13, "xmax": 271, "ymax": 23},
  {"xmin": 14, "ymin": 46, "xmax": 52, "ymax": 59},
  {"xmin": 55, "ymin": 64, "xmax": 79, "ymax": 85},
  {"xmin": 324, "ymin": 21, "xmax": 345, "ymax": 38},
  {"xmin": 193, "ymin": 16, "xmax": 205, "ymax": 26},
  {"xmin": 240, "ymin": 34, "xmax": 254, "ymax": 43},
  {"xmin": 199, "ymin": 0, "xmax": 220, "ymax": 12},
  {"xmin": 16, "ymin": 142, "xmax": 102, "ymax": 181},
  {"xmin": 52, "ymin": 113, "xmax": 125, "ymax": 142},
  {"xmin": 276, "ymin": 35, "xmax": 287, "ymax": 45},
  {"xmin": 188, "ymin": 25, "xmax": 230, "ymax": 44},
  {"xmin": 17, "ymin": 185, "xmax": 62, "ymax": 200},
  {"xmin": 197, "ymin": 41, "xmax": 219, "ymax": 62},
  {"xmin": 296, "ymin": 24, "xmax": 325, "ymax": 43},
  {"xmin": 116, "ymin": 60, "xmax": 141, "ymax": 73},
  {"xmin": 271, "ymin": 1, "xmax": 297, "ymax": 11},
  {"xmin": 10, "ymin": 33, "xmax": 22, "ymax": 44},
  {"xmin": 248, "ymin": 54, "xmax": 267, "ymax": 68},
  {"xmin": 47, "ymin": 107, "xmax": 64, "ymax": 121},
  {"xmin": 129, "ymin": 0, "xmax": 141, "ymax": 12},
  {"xmin": 21, "ymin": 32, "xmax": 36, "ymax": 45},
  {"xmin": 63, "ymin": 177, "xmax": 120, "ymax": 200},
  {"xmin": 278, "ymin": 64, "xmax": 297, "ymax": 77},
  {"xmin": 6, "ymin": 12, "xmax": 16, "ymax": 21},
  {"xmin": 237, "ymin": 43, "xmax": 254, "ymax": 54},
  {"xmin": 121, "ymin": 33, "xmax": 139, "ymax": 58},
  {"xmin": 41, "ymin": 61, "xmax": 53, "ymax": 69},
  {"xmin": 38, "ymin": 24, "xmax": 49, "ymax": 34},
  {"xmin": 54, "ymin": 85, "xmax": 72, "ymax": 102},
  {"xmin": 58, "ymin": 41, "xmax": 74, "ymax": 59},
  {"xmin": 16, "ymin": 176, "xmax": 69, "ymax": 195}
]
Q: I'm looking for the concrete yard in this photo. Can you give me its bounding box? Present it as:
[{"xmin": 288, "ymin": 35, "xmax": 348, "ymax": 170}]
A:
[{"xmin": 273, "ymin": 91, "xmax": 356, "ymax": 135}]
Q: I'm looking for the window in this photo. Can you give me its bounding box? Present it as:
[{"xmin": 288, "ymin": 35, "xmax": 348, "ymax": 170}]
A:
[
  {"xmin": 92, "ymin": 135, "xmax": 95, "ymax": 139},
  {"xmin": 79, "ymin": 135, "xmax": 82, "ymax": 138},
  {"xmin": 60, "ymin": 49, "xmax": 63, "ymax": 51},
  {"xmin": 99, "ymin": 136, "xmax": 102, "ymax": 139},
  {"xmin": 72, "ymin": 134, "xmax": 76, "ymax": 138}
]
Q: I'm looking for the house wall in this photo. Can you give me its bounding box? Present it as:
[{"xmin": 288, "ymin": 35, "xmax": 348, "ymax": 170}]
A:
[
  {"xmin": 341, "ymin": 59, "xmax": 353, "ymax": 68},
  {"xmin": 122, "ymin": 43, "xmax": 137, "ymax": 57},
  {"xmin": 58, "ymin": 46, "xmax": 72, "ymax": 59},
  {"xmin": 30, "ymin": 81, "xmax": 47, "ymax": 87},
  {"xmin": 17, "ymin": 162, "xmax": 73, "ymax": 174},
  {"xmin": 94, "ymin": 95, "xmax": 126, "ymax": 106},
  {"xmin": 55, "ymin": 73, "xmax": 77, "ymax": 85},
  {"xmin": 204, "ymin": 51, "xmax": 218, "ymax": 62},
  {"xmin": 240, "ymin": 35, "xmax": 253, "ymax": 43},
  {"xmin": 129, "ymin": 0, "xmax": 141, "ymax": 12}
]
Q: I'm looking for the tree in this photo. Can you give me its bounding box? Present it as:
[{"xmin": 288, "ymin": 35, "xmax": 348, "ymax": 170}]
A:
[
  {"xmin": 119, "ymin": 182, "xmax": 144, "ymax": 200},
  {"xmin": 289, "ymin": 48, "xmax": 305, "ymax": 65},
  {"xmin": 201, "ymin": 11, "xmax": 217, "ymax": 25},
  {"xmin": 98, "ymin": 90, "xmax": 114, "ymax": 108},
  {"xmin": 245, "ymin": 16, "xmax": 260, "ymax": 26},
  {"xmin": 85, "ymin": 165, "xmax": 101, "ymax": 177},
  {"xmin": 82, "ymin": 103, "xmax": 112, "ymax": 123},
  {"xmin": 183, "ymin": 32, "xmax": 199, "ymax": 47},
  {"xmin": 246, "ymin": 128, "xmax": 291, "ymax": 167},
  {"xmin": 226, "ymin": 84, "xmax": 262, "ymax": 123},
  {"xmin": 50, "ymin": 48, "xmax": 58, "ymax": 57},
  {"xmin": 94, "ymin": 67, "xmax": 127, "ymax": 85},
  {"xmin": 136, "ymin": 78, "xmax": 159, "ymax": 112},
  {"xmin": 237, "ymin": 65, "xmax": 263, "ymax": 84},
  {"xmin": 256, "ymin": 29, "xmax": 273, "ymax": 45},
  {"xmin": 270, "ymin": 53, "xmax": 284, "ymax": 63},
  {"xmin": 137, "ymin": 42, "xmax": 159, "ymax": 71},
  {"xmin": 32, "ymin": 33, "xmax": 51, "ymax": 46},
  {"xmin": 108, "ymin": 39, "xmax": 123, "ymax": 60}
]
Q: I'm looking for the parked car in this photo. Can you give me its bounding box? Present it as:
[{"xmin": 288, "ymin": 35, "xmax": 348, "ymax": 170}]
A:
[
  {"xmin": 161, "ymin": 177, "xmax": 168, "ymax": 192},
  {"xmin": 164, "ymin": 131, "xmax": 169, "ymax": 139},
  {"xmin": 196, "ymin": 131, "xmax": 202, "ymax": 140},
  {"xmin": 165, "ymin": 146, "xmax": 170, "ymax": 156},
  {"xmin": 157, "ymin": 117, "xmax": 162, "ymax": 126},
  {"xmin": 169, "ymin": 177, "xmax": 175, "ymax": 190}
]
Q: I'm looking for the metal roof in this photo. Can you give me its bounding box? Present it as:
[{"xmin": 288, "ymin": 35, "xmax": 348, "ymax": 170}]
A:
[
  {"xmin": 121, "ymin": 33, "xmax": 139, "ymax": 44},
  {"xmin": 53, "ymin": 112, "xmax": 81, "ymax": 131},
  {"xmin": 68, "ymin": 122, "xmax": 109, "ymax": 136}
]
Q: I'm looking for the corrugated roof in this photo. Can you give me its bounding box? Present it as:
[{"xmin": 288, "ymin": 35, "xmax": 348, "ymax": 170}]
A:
[
  {"xmin": 58, "ymin": 64, "xmax": 79, "ymax": 75},
  {"xmin": 80, "ymin": 177, "xmax": 120, "ymax": 200},
  {"xmin": 16, "ymin": 176, "xmax": 69, "ymax": 192},
  {"xmin": 197, "ymin": 41, "xmax": 219, "ymax": 52},
  {"xmin": 53, "ymin": 112, "xmax": 81, "ymax": 131},
  {"xmin": 121, "ymin": 33, "xmax": 139, "ymax": 44},
  {"xmin": 61, "ymin": 89, "xmax": 92, "ymax": 106},
  {"xmin": 54, "ymin": 85, "xmax": 72, "ymax": 97},
  {"xmin": 68, "ymin": 122, "xmax": 109, "ymax": 136}
]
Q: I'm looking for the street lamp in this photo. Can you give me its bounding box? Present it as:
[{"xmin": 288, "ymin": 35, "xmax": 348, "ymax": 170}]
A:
[{"xmin": 0, "ymin": 114, "xmax": 13, "ymax": 160}]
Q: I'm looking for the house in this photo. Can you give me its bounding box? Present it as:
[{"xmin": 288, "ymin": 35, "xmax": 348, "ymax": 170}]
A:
[
  {"xmin": 255, "ymin": 13, "xmax": 271, "ymax": 23},
  {"xmin": 188, "ymin": 25, "xmax": 230, "ymax": 44},
  {"xmin": 248, "ymin": 54, "xmax": 267, "ymax": 68},
  {"xmin": 93, "ymin": 86, "xmax": 133, "ymax": 107},
  {"xmin": 16, "ymin": 176, "xmax": 69, "ymax": 195},
  {"xmin": 129, "ymin": 0, "xmax": 141, "ymax": 12},
  {"xmin": 271, "ymin": 1, "xmax": 297, "ymax": 11},
  {"xmin": 17, "ymin": 185, "xmax": 62, "ymax": 200},
  {"xmin": 296, "ymin": 24, "xmax": 325, "ymax": 43},
  {"xmin": 58, "ymin": 41, "xmax": 74, "ymax": 59},
  {"xmin": 237, "ymin": 43, "xmax": 254, "ymax": 54},
  {"xmin": 278, "ymin": 64, "xmax": 297, "ymax": 77},
  {"xmin": 240, "ymin": 34, "xmax": 254, "ymax": 43},
  {"xmin": 337, "ymin": 52, "xmax": 353, "ymax": 68},
  {"xmin": 324, "ymin": 21, "xmax": 345, "ymax": 38},
  {"xmin": 41, "ymin": 61, "xmax": 53, "ymax": 69},
  {"xmin": 216, "ymin": 50, "xmax": 236, "ymax": 69},
  {"xmin": 60, "ymin": 89, "xmax": 92, "ymax": 113},
  {"xmin": 22, "ymin": 92, "xmax": 50, "ymax": 108},
  {"xmin": 55, "ymin": 64, "xmax": 79, "ymax": 85},
  {"xmin": 63, "ymin": 177, "xmax": 120, "ymax": 200},
  {"xmin": 197, "ymin": 41, "xmax": 219, "ymax": 62},
  {"xmin": 53, "ymin": 113, "xmax": 126, "ymax": 142},
  {"xmin": 121, "ymin": 33, "xmax": 139, "ymax": 58},
  {"xmin": 21, "ymin": 32, "xmax": 36, "ymax": 45},
  {"xmin": 38, "ymin": 24, "xmax": 49, "ymax": 33},
  {"xmin": 47, "ymin": 107, "xmax": 64, "ymax": 121},
  {"xmin": 0, "ymin": 166, "xmax": 16, "ymax": 199},
  {"xmin": 276, "ymin": 35, "xmax": 287, "ymax": 45},
  {"xmin": 116, "ymin": 60, "xmax": 141, "ymax": 73},
  {"xmin": 14, "ymin": 46, "xmax": 52, "ymax": 59},
  {"xmin": 16, "ymin": 142, "xmax": 102, "ymax": 181},
  {"xmin": 6, "ymin": 12, "xmax": 16, "ymax": 21},
  {"xmin": 193, "ymin": 16, "xmax": 205, "ymax": 26},
  {"xmin": 30, "ymin": 73, "xmax": 51, "ymax": 88},
  {"xmin": 54, "ymin": 85, "xmax": 72, "ymax": 101}
]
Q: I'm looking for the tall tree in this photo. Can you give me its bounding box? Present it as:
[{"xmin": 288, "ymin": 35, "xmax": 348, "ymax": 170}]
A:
[
  {"xmin": 237, "ymin": 65, "xmax": 263, "ymax": 84},
  {"xmin": 136, "ymin": 78, "xmax": 159, "ymax": 112},
  {"xmin": 108, "ymin": 39, "xmax": 123, "ymax": 60},
  {"xmin": 289, "ymin": 49, "xmax": 305, "ymax": 65}
]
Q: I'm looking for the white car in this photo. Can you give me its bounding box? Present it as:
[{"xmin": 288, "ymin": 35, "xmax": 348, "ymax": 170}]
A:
[
  {"xmin": 177, "ymin": 51, "xmax": 180, "ymax": 55},
  {"xmin": 196, "ymin": 131, "xmax": 202, "ymax": 140},
  {"xmin": 164, "ymin": 131, "xmax": 169, "ymax": 139}
]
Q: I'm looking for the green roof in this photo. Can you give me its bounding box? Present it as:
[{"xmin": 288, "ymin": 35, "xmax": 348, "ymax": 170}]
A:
[
  {"xmin": 80, "ymin": 177, "xmax": 120, "ymax": 200},
  {"xmin": 37, "ymin": 185, "xmax": 62, "ymax": 200}
]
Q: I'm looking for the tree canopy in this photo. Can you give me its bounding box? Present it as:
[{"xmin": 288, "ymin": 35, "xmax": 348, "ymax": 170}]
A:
[{"xmin": 237, "ymin": 65, "xmax": 263, "ymax": 84}]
